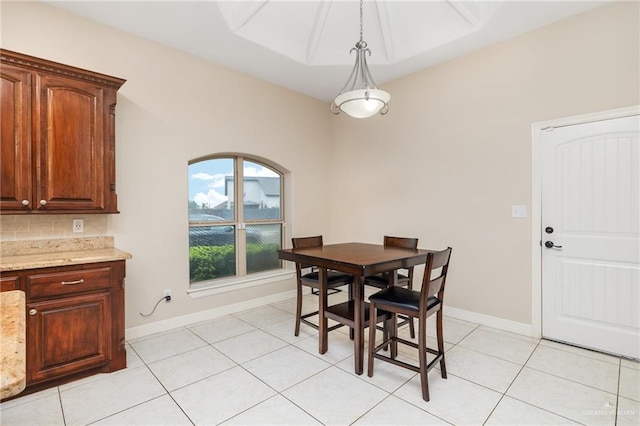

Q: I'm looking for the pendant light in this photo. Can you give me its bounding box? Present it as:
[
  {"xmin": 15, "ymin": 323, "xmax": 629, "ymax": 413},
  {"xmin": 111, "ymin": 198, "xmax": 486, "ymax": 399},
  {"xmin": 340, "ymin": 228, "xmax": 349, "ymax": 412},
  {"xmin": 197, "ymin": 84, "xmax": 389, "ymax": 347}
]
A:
[{"xmin": 330, "ymin": 0, "xmax": 390, "ymax": 118}]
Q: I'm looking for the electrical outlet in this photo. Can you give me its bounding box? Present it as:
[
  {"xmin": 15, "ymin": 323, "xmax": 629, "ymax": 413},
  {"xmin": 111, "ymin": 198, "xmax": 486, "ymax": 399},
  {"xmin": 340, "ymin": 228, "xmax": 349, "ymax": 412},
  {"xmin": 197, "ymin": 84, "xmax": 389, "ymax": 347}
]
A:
[
  {"xmin": 72, "ymin": 218, "xmax": 84, "ymax": 233},
  {"xmin": 163, "ymin": 289, "xmax": 172, "ymax": 302}
]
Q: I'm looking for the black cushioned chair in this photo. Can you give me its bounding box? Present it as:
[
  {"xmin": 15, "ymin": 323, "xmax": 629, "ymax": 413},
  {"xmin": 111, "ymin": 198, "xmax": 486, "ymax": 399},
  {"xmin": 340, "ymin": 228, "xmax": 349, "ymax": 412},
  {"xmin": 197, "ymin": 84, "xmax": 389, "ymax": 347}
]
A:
[
  {"xmin": 367, "ymin": 247, "xmax": 453, "ymax": 402},
  {"xmin": 364, "ymin": 236, "xmax": 419, "ymax": 338},
  {"xmin": 292, "ymin": 236, "xmax": 354, "ymax": 336}
]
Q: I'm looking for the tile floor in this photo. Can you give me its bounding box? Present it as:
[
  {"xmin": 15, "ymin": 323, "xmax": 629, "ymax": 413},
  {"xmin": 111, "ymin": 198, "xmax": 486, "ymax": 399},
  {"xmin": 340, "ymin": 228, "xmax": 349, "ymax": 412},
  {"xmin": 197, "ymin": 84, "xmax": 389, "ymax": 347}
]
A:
[{"xmin": 1, "ymin": 290, "xmax": 638, "ymax": 426}]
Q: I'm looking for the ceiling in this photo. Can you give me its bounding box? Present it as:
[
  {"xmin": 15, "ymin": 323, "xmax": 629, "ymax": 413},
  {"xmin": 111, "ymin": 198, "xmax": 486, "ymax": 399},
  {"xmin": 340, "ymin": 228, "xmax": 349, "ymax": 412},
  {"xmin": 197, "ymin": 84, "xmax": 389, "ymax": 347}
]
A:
[{"xmin": 46, "ymin": 0, "xmax": 610, "ymax": 102}]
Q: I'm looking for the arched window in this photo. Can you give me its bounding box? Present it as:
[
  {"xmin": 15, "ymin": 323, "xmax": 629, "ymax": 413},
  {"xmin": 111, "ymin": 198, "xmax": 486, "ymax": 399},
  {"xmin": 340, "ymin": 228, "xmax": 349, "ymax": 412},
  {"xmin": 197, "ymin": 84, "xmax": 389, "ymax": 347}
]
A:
[{"xmin": 188, "ymin": 155, "xmax": 284, "ymax": 284}]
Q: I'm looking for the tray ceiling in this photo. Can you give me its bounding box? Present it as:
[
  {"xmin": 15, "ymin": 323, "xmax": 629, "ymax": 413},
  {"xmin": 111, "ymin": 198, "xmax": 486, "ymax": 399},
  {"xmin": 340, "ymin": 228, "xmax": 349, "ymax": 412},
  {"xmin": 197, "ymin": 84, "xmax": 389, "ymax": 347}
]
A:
[{"xmin": 45, "ymin": 0, "xmax": 610, "ymax": 102}]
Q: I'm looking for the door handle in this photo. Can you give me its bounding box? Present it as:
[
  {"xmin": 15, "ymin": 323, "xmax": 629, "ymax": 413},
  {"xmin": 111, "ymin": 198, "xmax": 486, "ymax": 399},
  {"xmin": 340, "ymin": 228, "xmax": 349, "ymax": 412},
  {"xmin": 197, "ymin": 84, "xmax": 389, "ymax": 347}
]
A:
[{"xmin": 544, "ymin": 241, "xmax": 563, "ymax": 249}]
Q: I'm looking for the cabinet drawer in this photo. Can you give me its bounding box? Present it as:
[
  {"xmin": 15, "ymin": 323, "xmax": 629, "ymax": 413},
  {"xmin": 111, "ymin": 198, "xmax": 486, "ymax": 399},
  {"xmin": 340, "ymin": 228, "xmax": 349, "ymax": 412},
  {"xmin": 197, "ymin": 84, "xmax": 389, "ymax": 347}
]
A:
[
  {"xmin": 27, "ymin": 267, "xmax": 111, "ymax": 299},
  {"xmin": 1, "ymin": 275, "xmax": 20, "ymax": 292}
]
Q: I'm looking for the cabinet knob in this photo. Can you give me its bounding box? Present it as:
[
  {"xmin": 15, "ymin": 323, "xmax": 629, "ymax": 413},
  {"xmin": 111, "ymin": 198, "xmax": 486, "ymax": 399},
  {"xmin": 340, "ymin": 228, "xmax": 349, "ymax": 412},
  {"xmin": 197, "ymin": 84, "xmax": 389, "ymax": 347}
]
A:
[
  {"xmin": 21, "ymin": 199, "xmax": 30, "ymax": 206},
  {"xmin": 29, "ymin": 309, "xmax": 37, "ymax": 316},
  {"xmin": 39, "ymin": 199, "xmax": 47, "ymax": 206}
]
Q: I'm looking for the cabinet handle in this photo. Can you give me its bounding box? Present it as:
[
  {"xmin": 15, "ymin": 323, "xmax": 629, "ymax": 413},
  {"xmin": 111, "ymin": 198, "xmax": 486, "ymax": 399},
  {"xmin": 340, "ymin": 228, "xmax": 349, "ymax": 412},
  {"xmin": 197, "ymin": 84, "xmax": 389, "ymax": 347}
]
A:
[
  {"xmin": 29, "ymin": 309, "xmax": 37, "ymax": 316},
  {"xmin": 61, "ymin": 279, "xmax": 84, "ymax": 286},
  {"xmin": 22, "ymin": 199, "xmax": 30, "ymax": 206},
  {"xmin": 39, "ymin": 200, "xmax": 47, "ymax": 206}
]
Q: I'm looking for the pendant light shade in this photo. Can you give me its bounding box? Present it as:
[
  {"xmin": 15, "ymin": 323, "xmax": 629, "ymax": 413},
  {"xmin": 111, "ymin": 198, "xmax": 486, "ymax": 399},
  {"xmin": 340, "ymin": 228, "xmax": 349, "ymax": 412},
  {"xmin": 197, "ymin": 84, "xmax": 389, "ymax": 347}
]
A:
[
  {"xmin": 331, "ymin": 0, "xmax": 389, "ymax": 118},
  {"xmin": 333, "ymin": 89, "xmax": 391, "ymax": 119}
]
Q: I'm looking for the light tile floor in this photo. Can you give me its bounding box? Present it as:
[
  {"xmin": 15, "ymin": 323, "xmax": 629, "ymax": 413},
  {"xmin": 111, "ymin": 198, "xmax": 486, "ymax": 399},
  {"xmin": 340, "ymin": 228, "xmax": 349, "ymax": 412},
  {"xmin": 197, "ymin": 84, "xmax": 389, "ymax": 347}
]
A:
[{"xmin": 2, "ymin": 291, "xmax": 639, "ymax": 425}]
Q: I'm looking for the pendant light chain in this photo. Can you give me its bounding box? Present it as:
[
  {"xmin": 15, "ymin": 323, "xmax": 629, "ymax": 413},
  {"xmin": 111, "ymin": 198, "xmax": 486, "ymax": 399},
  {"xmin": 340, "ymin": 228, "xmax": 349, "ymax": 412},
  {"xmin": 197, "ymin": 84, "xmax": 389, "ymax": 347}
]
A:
[{"xmin": 359, "ymin": 0, "xmax": 364, "ymax": 44}]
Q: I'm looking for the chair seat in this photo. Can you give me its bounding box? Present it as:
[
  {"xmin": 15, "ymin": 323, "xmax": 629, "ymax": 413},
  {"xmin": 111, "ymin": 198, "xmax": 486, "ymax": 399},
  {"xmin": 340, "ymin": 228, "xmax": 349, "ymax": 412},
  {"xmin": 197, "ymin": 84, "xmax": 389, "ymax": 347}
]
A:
[
  {"xmin": 364, "ymin": 273, "xmax": 410, "ymax": 289},
  {"xmin": 301, "ymin": 270, "xmax": 353, "ymax": 289},
  {"xmin": 369, "ymin": 287, "xmax": 440, "ymax": 313}
]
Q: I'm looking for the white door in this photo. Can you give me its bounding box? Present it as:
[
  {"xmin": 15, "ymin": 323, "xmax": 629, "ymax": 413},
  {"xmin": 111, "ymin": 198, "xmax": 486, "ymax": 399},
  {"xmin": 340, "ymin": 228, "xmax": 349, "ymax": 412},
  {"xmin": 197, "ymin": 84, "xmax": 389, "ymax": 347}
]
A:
[{"xmin": 541, "ymin": 114, "xmax": 640, "ymax": 359}]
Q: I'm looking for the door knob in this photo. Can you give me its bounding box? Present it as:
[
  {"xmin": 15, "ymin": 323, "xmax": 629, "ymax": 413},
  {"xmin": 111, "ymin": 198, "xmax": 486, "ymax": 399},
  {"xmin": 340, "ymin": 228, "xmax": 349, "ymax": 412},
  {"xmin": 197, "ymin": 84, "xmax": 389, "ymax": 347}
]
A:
[
  {"xmin": 21, "ymin": 199, "xmax": 29, "ymax": 206},
  {"xmin": 29, "ymin": 309, "xmax": 37, "ymax": 316},
  {"xmin": 545, "ymin": 241, "xmax": 563, "ymax": 249}
]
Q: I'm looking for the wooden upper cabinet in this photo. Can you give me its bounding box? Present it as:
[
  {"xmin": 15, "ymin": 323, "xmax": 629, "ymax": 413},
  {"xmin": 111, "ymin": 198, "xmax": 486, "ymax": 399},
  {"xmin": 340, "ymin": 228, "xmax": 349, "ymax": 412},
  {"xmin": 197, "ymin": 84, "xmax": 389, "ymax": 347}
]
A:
[
  {"xmin": 36, "ymin": 75, "xmax": 107, "ymax": 211},
  {"xmin": 0, "ymin": 64, "xmax": 32, "ymax": 210},
  {"xmin": 0, "ymin": 49, "xmax": 125, "ymax": 214}
]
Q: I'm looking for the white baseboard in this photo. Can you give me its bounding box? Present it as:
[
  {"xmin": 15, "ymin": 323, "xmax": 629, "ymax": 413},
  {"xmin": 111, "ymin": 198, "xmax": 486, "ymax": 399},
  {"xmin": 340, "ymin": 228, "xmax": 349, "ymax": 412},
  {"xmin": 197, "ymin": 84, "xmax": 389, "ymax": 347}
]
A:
[
  {"xmin": 126, "ymin": 290, "xmax": 539, "ymax": 341},
  {"xmin": 125, "ymin": 289, "xmax": 297, "ymax": 341},
  {"xmin": 445, "ymin": 306, "xmax": 539, "ymax": 338}
]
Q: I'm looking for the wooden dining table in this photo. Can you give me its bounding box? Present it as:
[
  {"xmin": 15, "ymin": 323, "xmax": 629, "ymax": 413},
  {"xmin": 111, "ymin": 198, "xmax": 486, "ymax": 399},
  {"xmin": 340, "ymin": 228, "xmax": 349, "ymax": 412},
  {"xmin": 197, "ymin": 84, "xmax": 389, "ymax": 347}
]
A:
[{"xmin": 278, "ymin": 242, "xmax": 432, "ymax": 375}]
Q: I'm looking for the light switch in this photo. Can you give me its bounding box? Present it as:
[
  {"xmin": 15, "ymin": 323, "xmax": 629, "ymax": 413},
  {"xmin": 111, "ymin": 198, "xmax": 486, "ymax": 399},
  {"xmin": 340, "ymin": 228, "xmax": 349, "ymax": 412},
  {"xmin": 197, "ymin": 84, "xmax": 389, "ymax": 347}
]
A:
[{"xmin": 511, "ymin": 205, "xmax": 527, "ymax": 218}]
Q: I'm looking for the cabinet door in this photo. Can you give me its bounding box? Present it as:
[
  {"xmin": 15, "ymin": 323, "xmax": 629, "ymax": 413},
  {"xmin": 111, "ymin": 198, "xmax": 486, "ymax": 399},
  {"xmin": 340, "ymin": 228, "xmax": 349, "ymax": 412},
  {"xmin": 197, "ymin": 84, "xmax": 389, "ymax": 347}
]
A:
[
  {"xmin": 34, "ymin": 74, "xmax": 107, "ymax": 211},
  {"xmin": 0, "ymin": 65, "xmax": 32, "ymax": 211},
  {"xmin": 27, "ymin": 292, "xmax": 111, "ymax": 383}
]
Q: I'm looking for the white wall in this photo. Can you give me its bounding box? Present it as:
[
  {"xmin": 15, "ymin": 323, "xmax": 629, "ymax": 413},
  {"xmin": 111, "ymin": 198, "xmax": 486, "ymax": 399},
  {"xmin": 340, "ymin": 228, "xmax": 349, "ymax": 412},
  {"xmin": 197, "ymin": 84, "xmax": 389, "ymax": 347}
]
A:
[
  {"xmin": 1, "ymin": 1, "xmax": 638, "ymax": 334},
  {"xmin": 328, "ymin": 0, "xmax": 639, "ymax": 325},
  {"xmin": 0, "ymin": 1, "xmax": 332, "ymax": 329}
]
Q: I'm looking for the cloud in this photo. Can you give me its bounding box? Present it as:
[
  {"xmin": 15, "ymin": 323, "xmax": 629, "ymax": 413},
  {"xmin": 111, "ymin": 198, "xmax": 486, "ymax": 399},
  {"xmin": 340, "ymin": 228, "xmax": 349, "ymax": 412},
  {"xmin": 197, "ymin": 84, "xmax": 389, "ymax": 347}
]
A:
[
  {"xmin": 191, "ymin": 172, "xmax": 228, "ymax": 189},
  {"xmin": 193, "ymin": 188, "xmax": 228, "ymax": 208},
  {"xmin": 244, "ymin": 166, "xmax": 278, "ymax": 177},
  {"xmin": 191, "ymin": 172, "xmax": 217, "ymax": 180}
]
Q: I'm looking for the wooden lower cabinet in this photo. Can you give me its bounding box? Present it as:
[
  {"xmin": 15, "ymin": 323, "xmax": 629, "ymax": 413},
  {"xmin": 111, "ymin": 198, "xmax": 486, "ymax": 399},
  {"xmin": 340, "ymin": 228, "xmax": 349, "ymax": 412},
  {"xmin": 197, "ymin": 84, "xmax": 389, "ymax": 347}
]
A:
[
  {"xmin": 27, "ymin": 291, "xmax": 112, "ymax": 383},
  {"xmin": 1, "ymin": 260, "xmax": 126, "ymax": 395}
]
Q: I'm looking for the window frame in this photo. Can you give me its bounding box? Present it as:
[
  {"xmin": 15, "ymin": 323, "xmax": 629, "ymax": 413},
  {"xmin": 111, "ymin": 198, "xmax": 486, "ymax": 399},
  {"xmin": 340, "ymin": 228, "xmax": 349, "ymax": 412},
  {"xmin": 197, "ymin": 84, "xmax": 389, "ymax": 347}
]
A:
[{"xmin": 187, "ymin": 154, "xmax": 291, "ymax": 295}]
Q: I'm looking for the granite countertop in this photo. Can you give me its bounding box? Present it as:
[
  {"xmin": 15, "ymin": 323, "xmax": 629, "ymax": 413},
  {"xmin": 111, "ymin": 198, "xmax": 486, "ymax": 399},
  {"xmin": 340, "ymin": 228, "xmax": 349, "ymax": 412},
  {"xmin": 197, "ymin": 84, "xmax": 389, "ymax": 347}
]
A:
[
  {"xmin": 1, "ymin": 237, "xmax": 132, "ymax": 272},
  {"xmin": 0, "ymin": 290, "xmax": 26, "ymax": 399}
]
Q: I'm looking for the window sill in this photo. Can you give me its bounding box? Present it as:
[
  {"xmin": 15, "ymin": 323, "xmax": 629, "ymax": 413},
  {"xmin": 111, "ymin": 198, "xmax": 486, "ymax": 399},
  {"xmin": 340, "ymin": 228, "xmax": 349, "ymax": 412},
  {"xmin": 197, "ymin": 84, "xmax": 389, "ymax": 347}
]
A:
[{"xmin": 187, "ymin": 268, "xmax": 295, "ymax": 299}]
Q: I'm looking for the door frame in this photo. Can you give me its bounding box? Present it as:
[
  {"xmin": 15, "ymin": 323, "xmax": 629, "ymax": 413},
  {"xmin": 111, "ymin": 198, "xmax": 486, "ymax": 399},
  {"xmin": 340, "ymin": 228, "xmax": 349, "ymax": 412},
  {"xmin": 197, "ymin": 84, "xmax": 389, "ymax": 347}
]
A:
[{"xmin": 530, "ymin": 105, "xmax": 640, "ymax": 339}]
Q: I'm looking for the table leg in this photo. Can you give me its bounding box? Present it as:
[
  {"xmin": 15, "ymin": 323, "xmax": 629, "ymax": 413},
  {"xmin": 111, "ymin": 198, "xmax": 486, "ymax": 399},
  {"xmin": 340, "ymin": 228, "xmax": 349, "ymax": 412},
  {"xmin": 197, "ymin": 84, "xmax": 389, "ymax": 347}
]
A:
[
  {"xmin": 354, "ymin": 275, "xmax": 364, "ymax": 375},
  {"xmin": 388, "ymin": 269, "xmax": 398, "ymax": 287},
  {"xmin": 318, "ymin": 268, "xmax": 328, "ymax": 354}
]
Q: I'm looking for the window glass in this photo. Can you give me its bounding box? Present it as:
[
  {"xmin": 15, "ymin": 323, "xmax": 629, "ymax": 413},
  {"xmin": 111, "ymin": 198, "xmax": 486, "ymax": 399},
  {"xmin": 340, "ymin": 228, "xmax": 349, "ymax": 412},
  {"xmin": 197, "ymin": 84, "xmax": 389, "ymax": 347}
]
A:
[
  {"xmin": 188, "ymin": 158, "xmax": 236, "ymax": 282},
  {"xmin": 188, "ymin": 158, "xmax": 234, "ymax": 220},
  {"xmin": 246, "ymin": 223, "xmax": 282, "ymax": 274},
  {"xmin": 242, "ymin": 160, "xmax": 281, "ymax": 221}
]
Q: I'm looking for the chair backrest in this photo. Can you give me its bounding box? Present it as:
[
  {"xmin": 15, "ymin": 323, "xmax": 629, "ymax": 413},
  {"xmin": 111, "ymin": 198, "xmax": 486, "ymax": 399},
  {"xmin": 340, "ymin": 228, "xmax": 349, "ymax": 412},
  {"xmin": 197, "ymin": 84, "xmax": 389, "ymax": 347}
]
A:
[
  {"xmin": 384, "ymin": 236, "xmax": 419, "ymax": 282},
  {"xmin": 383, "ymin": 236, "xmax": 418, "ymax": 250},
  {"xmin": 292, "ymin": 235, "xmax": 323, "ymax": 249},
  {"xmin": 421, "ymin": 247, "xmax": 453, "ymax": 310},
  {"xmin": 292, "ymin": 236, "xmax": 323, "ymax": 272}
]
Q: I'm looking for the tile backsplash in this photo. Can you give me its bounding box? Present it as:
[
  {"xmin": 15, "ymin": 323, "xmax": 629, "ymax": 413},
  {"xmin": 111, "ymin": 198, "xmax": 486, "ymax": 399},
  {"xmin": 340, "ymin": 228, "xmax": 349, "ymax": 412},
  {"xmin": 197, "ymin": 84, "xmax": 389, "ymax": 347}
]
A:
[{"xmin": 0, "ymin": 215, "xmax": 109, "ymax": 241}]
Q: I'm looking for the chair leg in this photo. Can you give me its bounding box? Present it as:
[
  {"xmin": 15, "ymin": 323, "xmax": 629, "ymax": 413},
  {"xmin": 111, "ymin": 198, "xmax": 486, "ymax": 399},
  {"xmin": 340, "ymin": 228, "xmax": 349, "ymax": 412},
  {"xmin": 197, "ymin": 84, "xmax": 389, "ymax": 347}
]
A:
[
  {"xmin": 418, "ymin": 315, "xmax": 430, "ymax": 402},
  {"xmin": 407, "ymin": 281, "xmax": 416, "ymax": 339},
  {"xmin": 294, "ymin": 282, "xmax": 303, "ymax": 337},
  {"xmin": 367, "ymin": 301, "xmax": 377, "ymax": 377},
  {"xmin": 437, "ymin": 309, "xmax": 447, "ymax": 378},
  {"xmin": 382, "ymin": 318, "xmax": 390, "ymax": 351},
  {"xmin": 408, "ymin": 316, "xmax": 416, "ymax": 339},
  {"xmin": 390, "ymin": 313, "xmax": 398, "ymax": 359}
]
